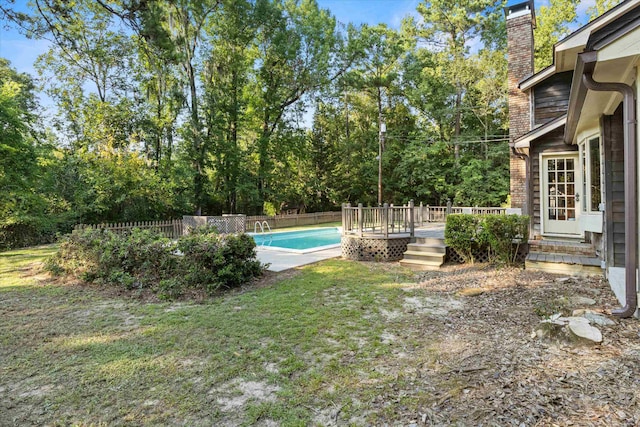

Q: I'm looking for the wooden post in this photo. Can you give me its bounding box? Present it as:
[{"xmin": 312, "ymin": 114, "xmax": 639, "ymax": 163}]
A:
[
  {"xmin": 358, "ymin": 203, "xmax": 363, "ymax": 237},
  {"xmin": 409, "ymin": 200, "xmax": 415, "ymax": 238},
  {"xmin": 383, "ymin": 203, "xmax": 389, "ymax": 238}
]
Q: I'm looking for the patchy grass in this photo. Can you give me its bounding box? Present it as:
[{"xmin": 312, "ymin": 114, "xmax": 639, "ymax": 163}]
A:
[
  {"xmin": 1, "ymin": 249, "xmax": 418, "ymax": 425},
  {"xmin": 1, "ymin": 247, "xmax": 640, "ymax": 426}
]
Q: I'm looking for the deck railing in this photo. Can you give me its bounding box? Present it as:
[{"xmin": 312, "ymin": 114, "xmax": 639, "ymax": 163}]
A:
[
  {"xmin": 342, "ymin": 202, "xmax": 415, "ymax": 238},
  {"xmin": 342, "ymin": 201, "xmax": 518, "ymax": 238}
]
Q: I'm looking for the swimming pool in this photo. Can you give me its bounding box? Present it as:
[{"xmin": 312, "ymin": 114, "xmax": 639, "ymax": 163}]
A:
[{"xmin": 251, "ymin": 227, "xmax": 341, "ymax": 253}]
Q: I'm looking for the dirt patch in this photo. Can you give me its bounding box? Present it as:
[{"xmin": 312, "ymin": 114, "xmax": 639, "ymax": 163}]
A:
[
  {"xmin": 376, "ymin": 263, "xmax": 640, "ymax": 425},
  {"xmin": 212, "ymin": 378, "xmax": 280, "ymax": 412}
]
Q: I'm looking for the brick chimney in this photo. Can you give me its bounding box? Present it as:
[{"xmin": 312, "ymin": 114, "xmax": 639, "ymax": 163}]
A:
[{"xmin": 505, "ymin": 0, "xmax": 535, "ymax": 209}]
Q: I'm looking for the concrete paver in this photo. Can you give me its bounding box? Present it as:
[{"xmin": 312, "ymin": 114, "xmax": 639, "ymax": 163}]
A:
[{"xmin": 256, "ymin": 246, "xmax": 342, "ymax": 272}]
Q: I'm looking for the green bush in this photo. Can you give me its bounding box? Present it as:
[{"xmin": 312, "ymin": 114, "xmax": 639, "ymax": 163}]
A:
[
  {"xmin": 46, "ymin": 226, "xmax": 265, "ymax": 297},
  {"xmin": 178, "ymin": 231, "xmax": 262, "ymax": 292},
  {"xmin": 445, "ymin": 214, "xmax": 529, "ymax": 265},
  {"xmin": 444, "ymin": 214, "xmax": 483, "ymax": 264},
  {"xmin": 0, "ymin": 214, "xmax": 77, "ymax": 251},
  {"xmin": 482, "ymin": 214, "xmax": 529, "ymax": 265}
]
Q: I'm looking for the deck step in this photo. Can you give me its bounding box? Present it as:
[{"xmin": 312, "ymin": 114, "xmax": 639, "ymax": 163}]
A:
[
  {"xmin": 406, "ymin": 243, "xmax": 446, "ymax": 254},
  {"xmin": 525, "ymin": 252, "xmax": 603, "ymax": 276},
  {"xmin": 399, "ymin": 258, "xmax": 443, "ymax": 271},
  {"xmin": 414, "ymin": 237, "xmax": 446, "ymax": 246},
  {"xmin": 402, "ymin": 251, "xmax": 446, "ymax": 263},
  {"xmin": 400, "ymin": 238, "xmax": 446, "ymax": 270},
  {"xmin": 528, "ymin": 240, "xmax": 595, "ymax": 257}
]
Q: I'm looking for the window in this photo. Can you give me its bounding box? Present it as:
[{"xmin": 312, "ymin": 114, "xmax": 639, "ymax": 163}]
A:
[{"xmin": 580, "ymin": 136, "xmax": 602, "ymax": 213}]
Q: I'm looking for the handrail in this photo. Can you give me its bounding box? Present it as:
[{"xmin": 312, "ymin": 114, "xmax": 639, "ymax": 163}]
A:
[
  {"xmin": 261, "ymin": 221, "xmax": 271, "ymax": 234},
  {"xmin": 254, "ymin": 220, "xmax": 272, "ymax": 235}
]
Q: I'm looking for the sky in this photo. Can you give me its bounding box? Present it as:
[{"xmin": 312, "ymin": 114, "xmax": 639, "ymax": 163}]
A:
[{"xmin": 0, "ymin": 0, "xmax": 600, "ymax": 108}]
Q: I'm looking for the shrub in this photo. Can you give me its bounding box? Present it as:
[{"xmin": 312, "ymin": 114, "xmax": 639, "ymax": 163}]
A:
[
  {"xmin": 482, "ymin": 214, "xmax": 529, "ymax": 265},
  {"xmin": 47, "ymin": 226, "xmax": 265, "ymax": 298},
  {"xmin": 444, "ymin": 214, "xmax": 484, "ymax": 264},
  {"xmin": 177, "ymin": 230, "xmax": 262, "ymax": 292},
  {"xmin": 445, "ymin": 214, "xmax": 530, "ymax": 265}
]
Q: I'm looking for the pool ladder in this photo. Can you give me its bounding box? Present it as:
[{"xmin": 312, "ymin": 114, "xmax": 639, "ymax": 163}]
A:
[{"xmin": 254, "ymin": 221, "xmax": 272, "ymax": 234}]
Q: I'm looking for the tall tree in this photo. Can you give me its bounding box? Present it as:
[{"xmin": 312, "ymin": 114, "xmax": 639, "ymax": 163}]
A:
[
  {"xmin": 249, "ymin": 0, "xmax": 344, "ymax": 214},
  {"xmin": 534, "ymin": 0, "xmax": 577, "ymax": 71},
  {"xmin": 409, "ymin": 0, "xmax": 497, "ymax": 161},
  {"xmin": 587, "ymin": 0, "xmax": 623, "ymax": 20}
]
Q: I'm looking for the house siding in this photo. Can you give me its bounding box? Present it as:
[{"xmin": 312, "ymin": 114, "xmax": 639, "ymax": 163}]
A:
[
  {"xmin": 530, "ymin": 126, "xmax": 578, "ymax": 236},
  {"xmin": 533, "ymin": 71, "xmax": 573, "ymax": 126},
  {"xmin": 603, "ymin": 105, "xmax": 625, "ymax": 267}
]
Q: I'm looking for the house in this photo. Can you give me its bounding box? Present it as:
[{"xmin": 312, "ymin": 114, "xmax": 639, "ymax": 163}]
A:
[{"xmin": 505, "ymin": 0, "xmax": 640, "ymax": 317}]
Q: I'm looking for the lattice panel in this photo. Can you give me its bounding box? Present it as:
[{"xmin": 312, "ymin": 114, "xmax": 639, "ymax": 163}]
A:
[
  {"xmin": 341, "ymin": 236, "xmax": 410, "ymax": 262},
  {"xmin": 207, "ymin": 217, "xmax": 245, "ymax": 234},
  {"xmin": 447, "ymin": 244, "xmax": 528, "ymax": 264}
]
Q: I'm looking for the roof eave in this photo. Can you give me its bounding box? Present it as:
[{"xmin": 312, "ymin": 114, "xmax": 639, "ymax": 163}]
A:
[
  {"xmin": 563, "ymin": 52, "xmax": 598, "ymax": 145},
  {"xmin": 513, "ymin": 115, "xmax": 568, "ymax": 149}
]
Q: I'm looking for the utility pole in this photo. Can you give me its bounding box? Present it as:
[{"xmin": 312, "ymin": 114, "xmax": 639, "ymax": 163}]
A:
[{"xmin": 378, "ymin": 113, "xmax": 386, "ymax": 206}]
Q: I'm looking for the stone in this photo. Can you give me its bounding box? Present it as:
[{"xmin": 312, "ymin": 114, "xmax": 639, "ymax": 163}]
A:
[
  {"xmin": 567, "ymin": 318, "xmax": 602, "ymax": 343},
  {"xmin": 569, "ymin": 296, "xmax": 596, "ymax": 306},
  {"xmin": 582, "ymin": 311, "xmax": 615, "ymax": 326},
  {"xmin": 556, "ymin": 277, "xmax": 572, "ymax": 283}
]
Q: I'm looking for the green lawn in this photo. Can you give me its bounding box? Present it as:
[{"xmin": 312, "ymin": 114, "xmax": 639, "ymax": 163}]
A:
[
  {"xmin": 0, "ymin": 247, "xmax": 425, "ymax": 425},
  {"xmin": 2, "ymin": 246, "xmax": 638, "ymax": 426}
]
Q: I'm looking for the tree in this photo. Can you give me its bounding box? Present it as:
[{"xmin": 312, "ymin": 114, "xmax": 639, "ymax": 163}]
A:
[
  {"xmin": 534, "ymin": 0, "xmax": 576, "ymax": 71},
  {"xmin": 410, "ymin": 0, "xmax": 497, "ymax": 162},
  {"xmin": 249, "ymin": 0, "xmax": 344, "ymax": 214},
  {"xmin": 588, "ymin": 0, "xmax": 623, "ymax": 21}
]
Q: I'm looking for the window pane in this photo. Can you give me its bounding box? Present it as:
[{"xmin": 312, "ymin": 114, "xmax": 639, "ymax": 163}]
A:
[
  {"xmin": 590, "ymin": 137, "xmax": 601, "ymax": 211},
  {"xmin": 548, "ymin": 159, "xmax": 556, "ymax": 170},
  {"xmin": 566, "ymin": 159, "xmax": 574, "ymax": 170},
  {"xmin": 558, "ymin": 159, "xmax": 565, "ymax": 170}
]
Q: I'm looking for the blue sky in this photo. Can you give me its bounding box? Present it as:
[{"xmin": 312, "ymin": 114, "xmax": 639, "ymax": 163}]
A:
[{"xmin": 0, "ymin": 0, "xmax": 598, "ymax": 95}]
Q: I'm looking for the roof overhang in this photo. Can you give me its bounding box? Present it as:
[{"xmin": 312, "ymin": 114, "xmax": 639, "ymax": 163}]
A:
[
  {"xmin": 512, "ymin": 115, "xmax": 567, "ymax": 150},
  {"xmin": 517, "ymin": 0, "xmax": 640, "ymax": 91},
  {"xmin": 564, "ymin": 18, "xmax": 640, "ymax": 144},
  {"xmin": 519, "ymin": 65, "xmax": 555, "ymax": 91}
]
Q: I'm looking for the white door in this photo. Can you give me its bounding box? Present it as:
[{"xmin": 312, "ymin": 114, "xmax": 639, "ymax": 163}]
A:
[{"xmin": 542, "ymin": 154, "xmax": 580, "ymax": 235}]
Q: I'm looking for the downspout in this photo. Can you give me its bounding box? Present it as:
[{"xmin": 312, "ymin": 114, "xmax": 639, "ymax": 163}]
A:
[{"xmin": 582, "ymin": 73, "xmax": 637, "ymax": 318}]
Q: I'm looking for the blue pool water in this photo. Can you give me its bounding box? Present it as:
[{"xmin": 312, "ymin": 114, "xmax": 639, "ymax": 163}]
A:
[{"xmin": 252, "ymin": 227, "xmax": 341, "ymax": 250}]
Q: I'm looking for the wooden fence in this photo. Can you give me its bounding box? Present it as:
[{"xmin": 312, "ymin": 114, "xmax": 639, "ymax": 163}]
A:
[
  {"xmin": 73, "ymin": 211, "xmax": 342, "ymax": 238},
  {"xmin": 245, "ymin": 211, "xmax": 341, "ymax": 231},
  {"xmin": 73, "ymin": 219, "xmax": 184, "ymax": 239}
]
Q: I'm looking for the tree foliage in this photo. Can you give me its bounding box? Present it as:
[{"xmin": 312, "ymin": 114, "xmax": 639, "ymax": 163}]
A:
[{"xmin": 0, "ymin": 0, "xmax": 620, "ymax": 249}]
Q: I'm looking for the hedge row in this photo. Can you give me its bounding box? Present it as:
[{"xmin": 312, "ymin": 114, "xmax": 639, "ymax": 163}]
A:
[
  {"xmin": 46, "ymin": 226, "xmax": 264, "ymax": 299},
  {"xmin": 444, "ymin": 214, "xmax": 529, "ymax": 265}
]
